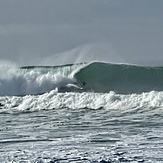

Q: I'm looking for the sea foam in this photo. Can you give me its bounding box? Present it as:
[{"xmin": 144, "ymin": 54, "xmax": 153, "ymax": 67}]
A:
[
  {"xmin": 1, "ymin": 90, "xmax": 163, "ymax": 114},
  {"xmin": 0, "ymin": 67, "xmax": 75, "ymax": 96}
]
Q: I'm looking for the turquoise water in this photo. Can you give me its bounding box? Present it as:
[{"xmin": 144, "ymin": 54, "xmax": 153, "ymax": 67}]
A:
[{"xmin": 75, "ymin": 62, "xmax": 163, "ymax": 93}]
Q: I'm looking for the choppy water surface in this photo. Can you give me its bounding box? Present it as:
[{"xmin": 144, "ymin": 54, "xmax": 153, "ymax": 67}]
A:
[
  {"xmin": 1, "ymin": 99, "xmax": 163, "ymax": 163},
  {"xmin": 1, "ymin": 62, "xmax": 163, "ymax": 162}
]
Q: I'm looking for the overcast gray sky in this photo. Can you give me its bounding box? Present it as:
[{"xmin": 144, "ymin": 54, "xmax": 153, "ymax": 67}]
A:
[{"xmin": 0, "ymin": 0, "xmax": 163, "ymax": 66}]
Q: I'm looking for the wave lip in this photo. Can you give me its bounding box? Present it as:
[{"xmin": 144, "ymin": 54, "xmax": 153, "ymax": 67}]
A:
[{"xmin": 74, "ymin": 62, "xmax": 163, "ymax": 94}]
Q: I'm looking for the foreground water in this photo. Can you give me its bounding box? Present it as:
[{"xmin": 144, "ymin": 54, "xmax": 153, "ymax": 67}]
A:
[{"xmin": 1, "ymin": 91, "xmax": 163, "ymax": 162}]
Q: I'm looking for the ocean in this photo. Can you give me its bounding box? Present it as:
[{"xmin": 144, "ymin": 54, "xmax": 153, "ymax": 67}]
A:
[{"xmin": 1, "ymin": 61, "xmax": 163, "ymax": 163}]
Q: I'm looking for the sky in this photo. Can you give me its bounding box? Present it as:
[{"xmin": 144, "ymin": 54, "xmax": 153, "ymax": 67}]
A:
[{"xmin": 0, "ymin": 0, "xmax": 163, "ymax": 66}]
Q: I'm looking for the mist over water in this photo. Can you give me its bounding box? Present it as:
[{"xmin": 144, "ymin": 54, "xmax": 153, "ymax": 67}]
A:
[
  {"xmin": 1, "ymin": 41, "xmax": 161, "ymax": 67},
  {"xmin": 41, "ymin": 43, "xmax": 125, "ymax": 66}
]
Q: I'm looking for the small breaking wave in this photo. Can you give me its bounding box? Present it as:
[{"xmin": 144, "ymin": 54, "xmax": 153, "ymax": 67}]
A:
[{"xmin": 1, "ymin": 89, "xmax": 163, "ymax": 114}]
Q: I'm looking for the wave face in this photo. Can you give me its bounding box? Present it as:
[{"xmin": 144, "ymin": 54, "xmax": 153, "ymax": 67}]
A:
[
  {"xmin": 1, "ymin": 61, "xmax": 163, "ymax": 96},
  {"xmin": 74, "ymin": 62, "xmax": 163, "ymax": 93}
]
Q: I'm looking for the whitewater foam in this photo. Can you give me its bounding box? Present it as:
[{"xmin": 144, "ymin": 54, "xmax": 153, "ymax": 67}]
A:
[
  {"xmin": 1, "ymin": 90, "xmax": 163, "ymax": 114},
  {"xmin": 0, "ymin": 66, "xmax": 78, "ymax": 96}
]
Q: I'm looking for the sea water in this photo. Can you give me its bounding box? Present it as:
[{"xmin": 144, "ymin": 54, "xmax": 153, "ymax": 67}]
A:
[{"xmin": 1, "ymin": 62, "xmax": 163, "ymax": 163}]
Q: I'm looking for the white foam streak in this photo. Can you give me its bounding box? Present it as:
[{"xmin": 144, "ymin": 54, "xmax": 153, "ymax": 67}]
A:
[{"xmin": 1, "ymin": 90, "xmax": 163, "ymax": 114}]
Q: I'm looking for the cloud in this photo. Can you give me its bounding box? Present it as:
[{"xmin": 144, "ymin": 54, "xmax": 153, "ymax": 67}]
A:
[{"xmin": 0, "ymin": 0, "xmax": 163, "ymax": 66}]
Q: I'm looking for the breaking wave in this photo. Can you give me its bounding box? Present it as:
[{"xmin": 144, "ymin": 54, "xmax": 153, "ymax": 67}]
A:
[
  {"xmin": 74, "ymin": 62, "xmax": 163, "ymax": 93},
  {"xmin": 1, "ymin": 61, "xmax": 163, "ymax": 96}
]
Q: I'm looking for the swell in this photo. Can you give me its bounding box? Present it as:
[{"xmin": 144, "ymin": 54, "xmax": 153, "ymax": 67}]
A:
[{"xmin": 74, "ymin": 62, "xmax": 163, "ymax": 93}]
